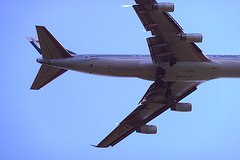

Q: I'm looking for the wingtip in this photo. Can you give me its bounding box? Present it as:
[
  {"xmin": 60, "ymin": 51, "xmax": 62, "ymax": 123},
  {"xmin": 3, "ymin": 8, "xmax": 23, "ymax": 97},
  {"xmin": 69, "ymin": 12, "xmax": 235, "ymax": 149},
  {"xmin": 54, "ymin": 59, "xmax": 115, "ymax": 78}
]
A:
[
  {"xmin": 91, "ymin": 144, "xmax": 97, "ymax": 147},
  {"xmin": 35, "ymin": 25, "xmax": 45, "ymax": 28},
  {"xmin": 26, "ymin": 37, "xmax": 31, "ymax": 41},
  {"xmin": 91, "ymin": 144, "xmax": 109, "ymax": 148},
  {"xmin": 30, "ymin": 87, "xmax": 39, "ymax": 90},
  {"xmin": 35, "ymin": 25, "xmax": 46, "ymax": 30},
  {"xmin": 121, "ymin": 4, "xmax": 133, "ymax": 8}
]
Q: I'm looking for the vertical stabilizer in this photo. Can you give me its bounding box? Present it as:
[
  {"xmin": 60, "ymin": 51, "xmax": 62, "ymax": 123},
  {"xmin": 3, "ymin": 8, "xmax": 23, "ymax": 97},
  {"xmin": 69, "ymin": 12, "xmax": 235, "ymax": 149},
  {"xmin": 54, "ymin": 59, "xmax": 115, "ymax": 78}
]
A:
[{"xmin": 36, "ymin": 26, "xmax": 72, "ymax": 59}]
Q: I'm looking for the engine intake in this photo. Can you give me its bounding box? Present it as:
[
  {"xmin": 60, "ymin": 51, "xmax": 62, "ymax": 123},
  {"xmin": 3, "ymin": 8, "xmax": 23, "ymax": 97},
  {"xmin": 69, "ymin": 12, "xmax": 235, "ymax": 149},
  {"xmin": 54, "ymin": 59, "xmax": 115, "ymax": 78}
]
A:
[
  {"xmin": 136, "ymin": 125, "xmax": 157, "ymax": 134},
  {"xmin": 180, "ymin": 33, "xmax": 203, "ymax": 43},
  {"xmin": 171, "ymin": 103, "xmax": 192, "ymax": 112},
  {"xmin": 152, "ymin": 3, "xmax": 174, "ymax": 12}
]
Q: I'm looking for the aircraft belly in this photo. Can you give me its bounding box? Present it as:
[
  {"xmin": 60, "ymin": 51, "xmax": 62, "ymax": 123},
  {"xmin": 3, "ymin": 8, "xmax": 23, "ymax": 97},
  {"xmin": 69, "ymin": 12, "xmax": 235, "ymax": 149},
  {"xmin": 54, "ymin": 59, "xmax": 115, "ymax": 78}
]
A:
[
  {"xmin": 43, "ymin": 58, "xmax": 240, "ymax": 81},
  {"xmin": 219, "ymin": 61, "xmax": 240, "ymax": 78},
  {"xmin": 75, "ymin": 59, "xmax": 145, "ymax": 77},
  {"xmin": 107, "ymin": 59, "xmax": 141, "ymax": 76},
  {"xmin": 164, "ymin": 62, "xmax": 221, "ymax": 81},
  {"xmin": 46, "ymin": 58, "xmax": 153, "ymax": 78}
]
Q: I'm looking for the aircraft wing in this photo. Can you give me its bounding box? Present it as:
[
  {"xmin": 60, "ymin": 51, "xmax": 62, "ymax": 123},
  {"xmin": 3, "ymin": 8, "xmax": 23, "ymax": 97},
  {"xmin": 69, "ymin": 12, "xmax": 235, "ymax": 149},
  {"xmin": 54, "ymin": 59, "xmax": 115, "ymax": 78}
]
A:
[
  {"xmin": 133, "ymin": 0, "xmax": 210, "ymax": 63},
  {"xmin": 95, "ymin": 81, "xmax": 201, "ymax": 147},
  {"xmin": 95, "ymin": 0, "xmax": 207, "ymax": 148}
]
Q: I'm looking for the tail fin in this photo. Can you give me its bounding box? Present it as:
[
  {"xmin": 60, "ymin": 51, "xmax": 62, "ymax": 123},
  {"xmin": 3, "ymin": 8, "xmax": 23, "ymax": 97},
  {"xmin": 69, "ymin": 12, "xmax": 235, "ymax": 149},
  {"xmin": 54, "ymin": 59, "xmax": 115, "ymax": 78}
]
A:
[
  {"xmin": 30, "ymin": 26, "xmax": 72, "ymax": 90},
  {"xmin": 36, "ymin": 26, "xmax": 72, "ymax": 59}
]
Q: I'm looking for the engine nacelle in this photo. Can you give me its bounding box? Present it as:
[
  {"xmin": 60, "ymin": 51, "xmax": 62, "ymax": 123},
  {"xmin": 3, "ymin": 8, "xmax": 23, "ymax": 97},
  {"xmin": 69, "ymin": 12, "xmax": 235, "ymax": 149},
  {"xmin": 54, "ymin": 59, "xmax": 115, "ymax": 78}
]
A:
[
  {"xmin": 152, "ymin": 3, "xmax": 174, "ymax": 12},
  {"xmin": 136, "ymin": 125, "xmax": 157, "ymax": 134},
  {"xmin": 180, "ymin": 33, "xmax": 203, "ymax": 43},
  {"xmin": 171, "ymin": 103, "xmax": 192, "ymax": 112}
]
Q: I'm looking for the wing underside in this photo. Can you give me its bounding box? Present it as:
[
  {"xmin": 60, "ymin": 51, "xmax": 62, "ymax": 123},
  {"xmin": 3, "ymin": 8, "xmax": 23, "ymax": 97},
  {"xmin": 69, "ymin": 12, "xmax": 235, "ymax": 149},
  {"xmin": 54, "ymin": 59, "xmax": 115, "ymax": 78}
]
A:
[
  {"xmin": 133, "ymin": 0, "xmax": 210, "ymax": 64},
  {"xmin": 96, "ymin": 81, "xmax": 201, "ymax": 147}
]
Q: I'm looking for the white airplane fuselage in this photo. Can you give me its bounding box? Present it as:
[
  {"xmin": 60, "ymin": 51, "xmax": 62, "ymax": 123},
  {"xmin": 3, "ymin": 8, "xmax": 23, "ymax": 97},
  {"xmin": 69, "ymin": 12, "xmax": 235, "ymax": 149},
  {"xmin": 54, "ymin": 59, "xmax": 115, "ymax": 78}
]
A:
[{"xmin": 37, "ymin": 54, "xmax": 240, "ymax": 82}]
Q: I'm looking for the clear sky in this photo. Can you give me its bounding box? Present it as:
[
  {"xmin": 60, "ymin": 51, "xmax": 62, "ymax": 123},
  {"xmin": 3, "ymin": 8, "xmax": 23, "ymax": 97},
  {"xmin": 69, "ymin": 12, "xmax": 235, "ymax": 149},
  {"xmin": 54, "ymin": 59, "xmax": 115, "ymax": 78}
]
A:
[{"xmin": 2, "ymin": 0, "xmax": 240, "ymax": 159}]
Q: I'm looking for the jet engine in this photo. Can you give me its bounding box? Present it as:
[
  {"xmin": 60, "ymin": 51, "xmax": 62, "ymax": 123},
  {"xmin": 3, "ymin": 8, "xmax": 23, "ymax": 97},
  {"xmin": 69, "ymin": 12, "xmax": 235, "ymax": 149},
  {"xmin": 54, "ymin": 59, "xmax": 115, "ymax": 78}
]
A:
[
  {"xmin": 136, "ymin": 125, "xmax": 157, "ymax": 134},
  {"xmin": 152, "ymin": 3, "xmax": 174, "ymax": 12},
  {"xmin": 180, "ymin": 33, "xmax": 203, "ymax": 43},
  {"xmin": 171, "ymin": 103, "xmax": 192, "ymax": 112}
]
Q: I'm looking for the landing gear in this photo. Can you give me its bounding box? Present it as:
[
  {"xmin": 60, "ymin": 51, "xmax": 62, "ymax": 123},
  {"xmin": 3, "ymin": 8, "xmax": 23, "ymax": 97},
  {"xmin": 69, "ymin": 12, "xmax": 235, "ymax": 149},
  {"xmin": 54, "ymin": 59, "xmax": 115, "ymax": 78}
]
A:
[
  {"xmin": 155, "ymin": 67, "xmax": 172, "ymax": 98},
  {"xmin": 155, "ymin": 67, "xmax": 166, "ymax": 87},
  {"xmin": 169, "ymin": 57, "xmax": 177, "ymax": 67},
  {"xmin": 156, "ymin": 67, "xmax": 166, "ymax": 77},
  {"xmin": 154, "ymin": 77, "xmax": 172, "ymax": 98},
  {"xmin": 155, "ymin": 79, "xmax": 164, "ymax": 87},
  {"xmin": 165, "ymin": 89, "xmax": 172, "ymax": 98}
]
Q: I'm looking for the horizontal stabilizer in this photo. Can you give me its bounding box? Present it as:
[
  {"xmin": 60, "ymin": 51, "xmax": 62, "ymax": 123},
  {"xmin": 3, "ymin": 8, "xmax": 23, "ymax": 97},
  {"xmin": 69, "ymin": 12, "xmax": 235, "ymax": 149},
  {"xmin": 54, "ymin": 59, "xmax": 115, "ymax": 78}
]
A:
[
  {"xmin": 31, "ymin": 65, "xmax": 67, "ymax": 90},
  {"xmin": 36, "ymin": 26, "xmax": 72, "ymax": 59}
]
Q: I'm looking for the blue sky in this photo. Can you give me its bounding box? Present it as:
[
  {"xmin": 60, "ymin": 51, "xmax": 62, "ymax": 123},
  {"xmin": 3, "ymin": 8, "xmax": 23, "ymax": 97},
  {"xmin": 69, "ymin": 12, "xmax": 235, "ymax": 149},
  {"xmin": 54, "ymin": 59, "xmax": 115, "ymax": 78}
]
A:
[{"xmin": 2, "ymin": 0, "xmax": 240, "ymax": 159}]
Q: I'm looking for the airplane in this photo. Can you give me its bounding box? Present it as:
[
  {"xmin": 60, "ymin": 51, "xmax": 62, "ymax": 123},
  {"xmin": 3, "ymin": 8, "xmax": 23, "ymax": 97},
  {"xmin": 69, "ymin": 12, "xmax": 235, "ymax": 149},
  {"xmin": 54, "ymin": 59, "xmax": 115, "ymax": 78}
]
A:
[{"xmin": 28, "ymin": 0, "xmax": 240, "ymax": 148}]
